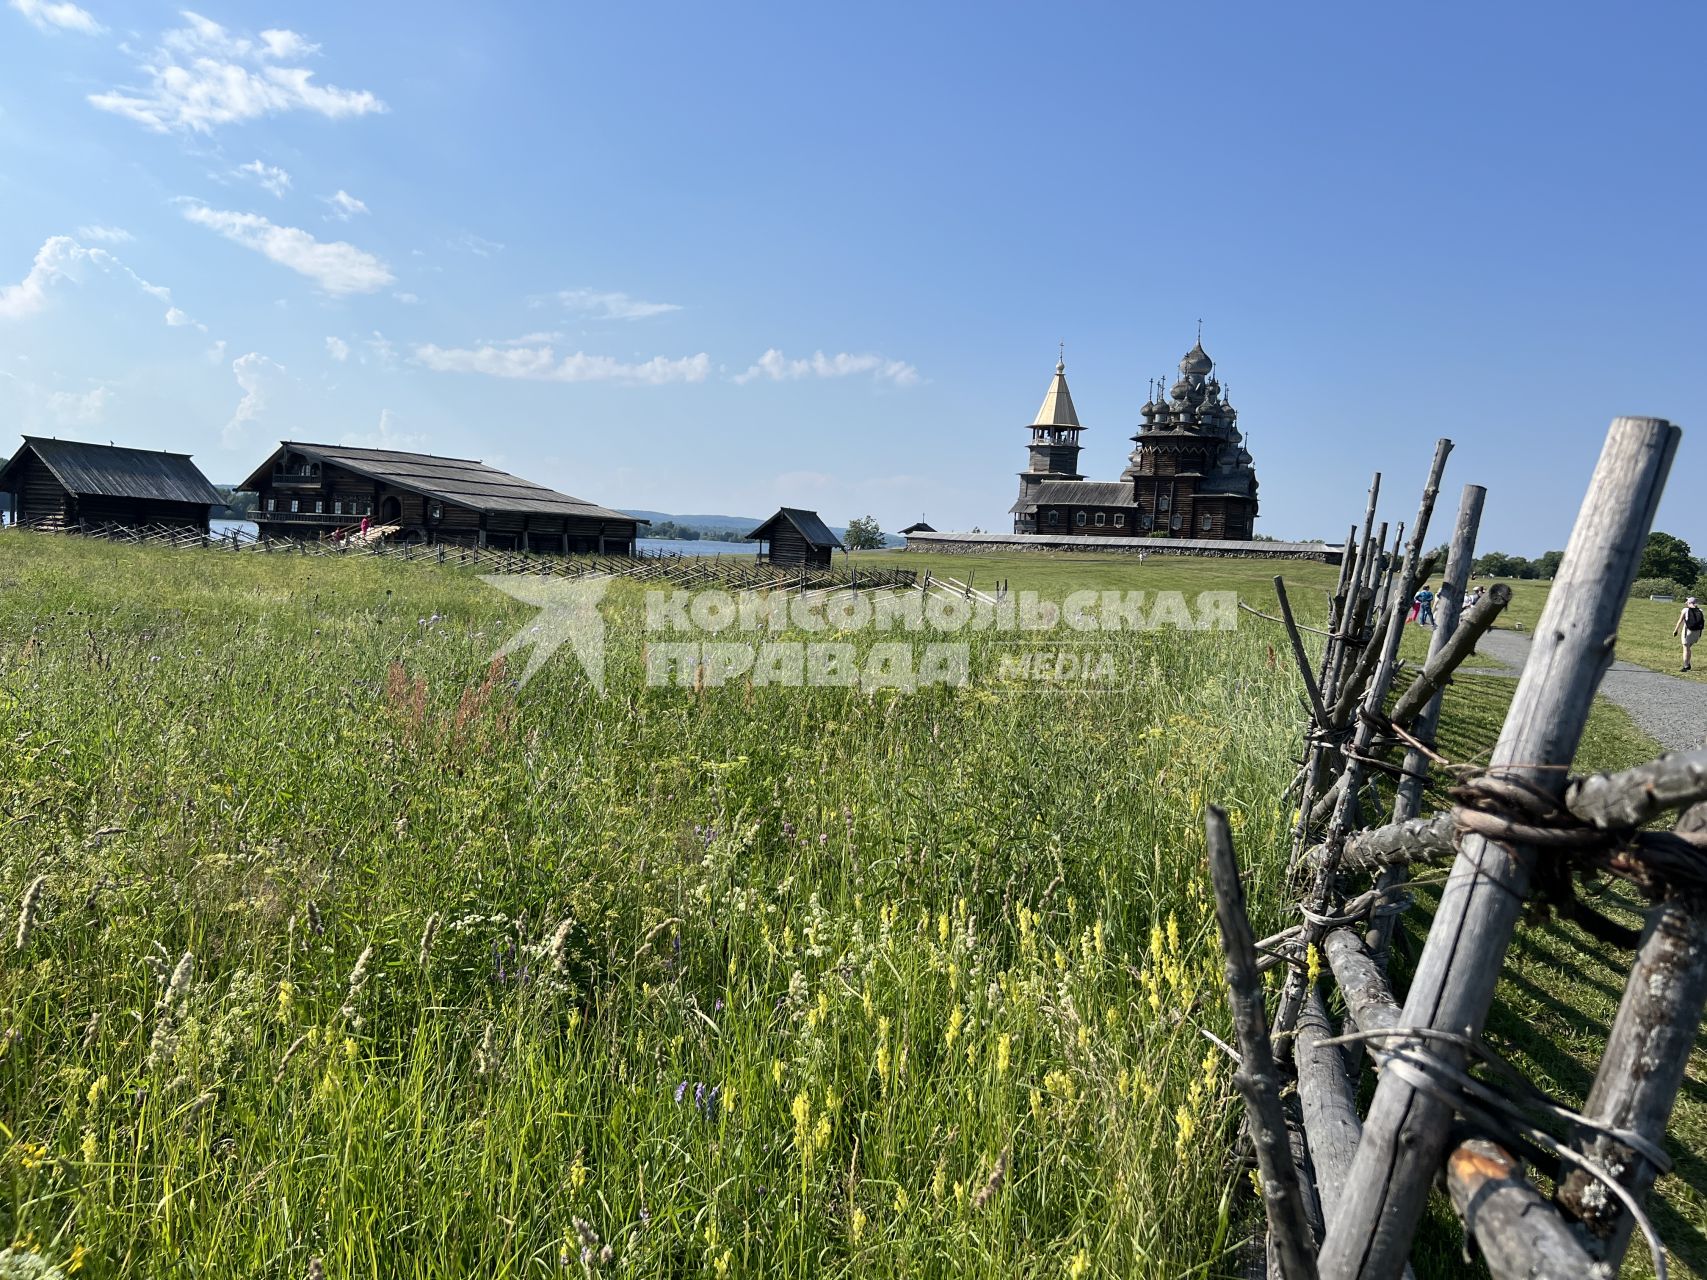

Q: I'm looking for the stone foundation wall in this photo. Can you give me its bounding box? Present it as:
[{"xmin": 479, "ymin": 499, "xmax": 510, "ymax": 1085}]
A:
[{"xmin": 903, "ymin": 531, "xmax": 1342, "ymax": 564}]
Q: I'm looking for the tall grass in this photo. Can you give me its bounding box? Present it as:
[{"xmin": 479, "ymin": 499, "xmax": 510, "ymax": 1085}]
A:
[{"xmin": 0, "ymin": 535, "xmax": 1315, "ymax": 1278}]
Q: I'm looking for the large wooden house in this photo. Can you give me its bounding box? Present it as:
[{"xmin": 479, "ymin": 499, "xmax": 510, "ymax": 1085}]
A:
[
  {"xmin": 746, "ymin": 507, "xmax": 842, "ymax": 568},
  {"xmin": 0, "ymin": 436, "xmax": 224, "ymax": 532},
  {"xmin": 240, "ymin": 442, "xmax": 643, "ymax": 553}
]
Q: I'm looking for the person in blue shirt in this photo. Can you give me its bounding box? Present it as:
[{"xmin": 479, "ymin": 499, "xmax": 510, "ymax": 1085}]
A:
[{"xmin": 1414, "ymin": 583, "xmax": 1436, "ymax": 627}]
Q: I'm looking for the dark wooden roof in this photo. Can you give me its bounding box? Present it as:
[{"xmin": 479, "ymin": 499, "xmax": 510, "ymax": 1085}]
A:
[
  {"xmin": 239, "ymin": 442, "xmax": 637, "ymax": 522},
  {"xmin": 0, "ymin": 437, "xmax": 224, "ymax": 506},
  {"xmin": 900, "ymin": 521, "xmax": 936, "ymax": 534},
  {"xmin": 1030, "ymin": 480, "xmax": 1137, "ymax": 508},
  {"xmin": 745, "ymin": 507, "xmax": 843, "ymax": 549}
]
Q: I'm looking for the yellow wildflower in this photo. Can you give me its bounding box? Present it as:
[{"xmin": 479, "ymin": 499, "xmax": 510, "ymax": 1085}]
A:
[
  {"xmin": 850, "ymin": 1207, "xmax": 866, "ymax": 1242},
  {"xmin": 1069, "ymin": 1248, "xmax": 1090, "ymax": 1279},
  {"xmin": 944, "ymin": 1005, "xmax": 964, "ymax": 1050},
  {"xmin": 996, "ymin": 1033, "xmax": 1012, "ymax": 1077}
]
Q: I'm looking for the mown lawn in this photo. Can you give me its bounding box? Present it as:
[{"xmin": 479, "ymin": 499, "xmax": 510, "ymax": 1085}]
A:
[{"xmin": 0, "ymin": 535, "xmax": 1696, "ymax": 1278}]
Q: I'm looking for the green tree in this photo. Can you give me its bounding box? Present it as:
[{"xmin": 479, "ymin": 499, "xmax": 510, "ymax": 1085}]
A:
[
  {"xmin": 1640, "ymin": 532, "xmax": 1695, "ymax": 585},
  {"xmin": 843, "ymin": 515, "xmax": 886, "ymax": 550},
  {"xmin": 1533, "ymin": 549, "xmax": 1564, "ymax": 579}
]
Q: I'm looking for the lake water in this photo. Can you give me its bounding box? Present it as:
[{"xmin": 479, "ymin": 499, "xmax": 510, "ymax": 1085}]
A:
[{"xmin": 210, "ymin": 522, "xmax": 757, "ymax": 559}]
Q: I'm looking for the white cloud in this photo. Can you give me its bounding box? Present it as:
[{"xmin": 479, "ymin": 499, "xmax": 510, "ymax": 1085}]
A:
[
  {"xmin": 325, "ymin": 335, "xmax": 350, "ymax": 362},
  {"xmin": 553, "ymin": 288, "xmax": 682, "ymax": 321},
  {"xmin": 9, "ymin": 0, "xmax": 102, "ymax": 33},
  {"xmin": 206, "ymin": 339, "xmax": 226, "ymax": 363},
  {"xmin": 364, "ymin": 331, "xmax": 396, "ymax": 366},
  {"xmin": 47, "ymin": 386, "xmax": 110, "ymax": 424},
  {"xmin": 339, "ymin": 407, "xmax": 425, "ymax": 450},
  {"xmin": 0, "ymin": 236, "xmax": 83, "ymax": 318},
  {"xmin": 449, "ymin": 232, "xmax": 504, "ymax": 257},
  {"xmin": 180, "ymin": 203, "xmax": 394, "ymax": 295},
  {"xmin": 76, "ymin": 224, "xmax": 132, "ymax": 243},
  {"xmin": 323, "ymin": 189, "xmax": 368, "ymax": 220},
  {"xmin": 414, "ymin": 342, "xmax": 710, "ymax": 385},
  {"xmin": 236, "ymin": 159, "xmax": 291, "ymax": 197},
  {"xmin": 392, "ymin": 291, "xmax": 420, "ymax": 305},
  {"xmin": 224, "ymin": 351, "xmax": 284, "ymax": 444},
  {"xmin": 0, "ymin": 235, "xmax": 196, "ymax": 330},
  {"xmin": 90, "ymin": 12, "xmax": 383, "ymax": 133},
  {"xmin": 734, "ymin": 348, "xmax": 920, "ymax": 387}
]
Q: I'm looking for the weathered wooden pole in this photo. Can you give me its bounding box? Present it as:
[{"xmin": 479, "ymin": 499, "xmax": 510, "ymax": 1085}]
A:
[
  {"xmin": 1555, "ymin": 807, "xmax": 1707, "ymax": 1268},
  {"xmin": 1275, "ymin": 575, "xmax": 1331, "ymax": 728},
  {"xmin": 1275, "ymin": 441, "xmax": 1453, "ymax": 1044},
  {"xmin": 1204, "ymin": 806, "xmax": 1320, "ymax": 1280},
  {"xmin": 1447, "ymin": 1140, "xmax": 1600, "ymax": 1278},
  {"xmin": 1318, "ymin": 417, "xmax": 1681, "ymax": 1280},
  {"xmin": 1372, "ymin": 483, "xmax": 1487, "ymax": 957}
]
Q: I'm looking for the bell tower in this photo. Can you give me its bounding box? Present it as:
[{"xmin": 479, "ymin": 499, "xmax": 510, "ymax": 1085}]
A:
[{"xmin": 1012, "ymin": 353, "xmax": 1085, "ymax": 532}]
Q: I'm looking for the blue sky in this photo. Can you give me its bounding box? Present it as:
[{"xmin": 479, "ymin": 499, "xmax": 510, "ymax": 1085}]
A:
[{"xmin": 1, "ymin": 1, "xmax": 1702, "ymax": 553}]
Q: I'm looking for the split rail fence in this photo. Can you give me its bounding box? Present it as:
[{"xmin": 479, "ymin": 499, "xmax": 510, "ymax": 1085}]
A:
[
  {"xmin": 1, "ymin": 519, "xmax": 920, "ymax": 594},
  {"xmin": 1214, "ymin": 416, "xmax": 1705, "ymax": 1279}
]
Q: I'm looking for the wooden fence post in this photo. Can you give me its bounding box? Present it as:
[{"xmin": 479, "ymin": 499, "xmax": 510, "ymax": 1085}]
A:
[
  {"xmin": 1555, "ymin": 805, "xmax": 1707, "ymax": 1267},
  {"xmin": 1205, "ymin": 806, "xmax": 1320, "ymax": 1280},
  {"xmin": 1318, "ymin": 416, "xmax": 1681, "ymax": 1280},
  {"xmin": 1372, "ymin": 483, "xmax": 1485, "ymax": 956}
]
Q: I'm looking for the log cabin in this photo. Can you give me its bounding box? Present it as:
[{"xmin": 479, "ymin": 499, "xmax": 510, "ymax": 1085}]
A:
[
  {"xmin": 746, "ymin": 507, "xmax": 842, "ymax": 568},
  {"xmin": 0, "ymin": 436, "xmax": 224, "ymax": 532},
  {"xmin": 240, "ymin": 442, "xmax": 643, "ymax": 553}
]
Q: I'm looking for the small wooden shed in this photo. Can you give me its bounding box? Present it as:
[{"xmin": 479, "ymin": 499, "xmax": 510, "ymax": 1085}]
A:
[
  {"xmin": 0, "ymin": 436, "xmax": 224, "ymax": 532},
  {"xmin": 745, "ymin": 507, "xmax": 842, "ymax": 568}
]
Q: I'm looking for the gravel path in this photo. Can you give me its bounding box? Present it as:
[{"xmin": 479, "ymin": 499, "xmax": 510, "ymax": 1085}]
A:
[{"xmin": 1458, "ymin": 627, "xmax": 1707, "ymax": 752}]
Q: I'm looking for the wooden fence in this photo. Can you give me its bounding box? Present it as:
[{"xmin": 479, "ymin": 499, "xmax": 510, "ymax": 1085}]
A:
[
  {"xmin": 3, "ymin": 519, "xmax": 919, "ymax": 593},
  {"xmin": 1214, "ymin": 416, "xmax": 1703, "ymax": 1279}
]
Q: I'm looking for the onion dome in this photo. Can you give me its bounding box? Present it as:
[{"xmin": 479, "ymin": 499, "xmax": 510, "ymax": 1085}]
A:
[
  {"xmin": 1170, "ymin": 377, "xmax": 1193, "ymax": 402},
  {"xmin": 1179, "ymin": 341, "xmax": 1213, "ymax": 377}
]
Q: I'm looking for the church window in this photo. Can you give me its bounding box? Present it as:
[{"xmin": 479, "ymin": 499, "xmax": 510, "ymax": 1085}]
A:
[
  {"xmin": 1094, "ymin": 512, "xmax": 1106, "ymax": 527},
  {"xmin": 1200, "ymin": 513, "xmax": 1212, "ymax": 531},
  {"xmin": 1047, "ymin": 510, "xmax": 1060, "ymax": 526},
  {"xmin": 1140, "ymin": 513, "xmax": 1152, "ymax": 530},
  {"xmin": 290, "ymin": 498, "xmax": 299, "ymax": 513},
  {"xmin": 334, "ymin": 499, "xmax": 343, "ymax": 515},
  {"xmin": 1158, "ymin": 493, "xmax": 1171, "ymax": 511},
  {"xmin": 1171, "ymin": 513, "xmax": 1182, "ymax": 530},
  {"xmin": 1114, "ymin": 513, "xmax": 1124, "ymax": 528},
  {"xmin": 1074, "ymin": 511, "xmax": 1087, "ymax": 527},
  {"xmin": 315, "ymin": 499, "xmax": 324, "ymax": 513}
]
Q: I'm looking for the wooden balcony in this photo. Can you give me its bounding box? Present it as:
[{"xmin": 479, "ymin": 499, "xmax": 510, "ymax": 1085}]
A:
[{"xmin": 269, "ymin": 469, "xmax": 324, "ymax": 489}]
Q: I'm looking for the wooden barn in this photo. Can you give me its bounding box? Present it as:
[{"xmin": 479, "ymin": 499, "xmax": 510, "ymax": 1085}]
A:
[
  {"xmin": 0, "ymin": 436, "xmax": 224, "ymax": 532},
  {"xmin": 746, "ymin": 507, "xmax": 842, "ymax": 568},
  {"xmin": 240, "ymin": 442, "xmax": 643, "ymax": 553}
]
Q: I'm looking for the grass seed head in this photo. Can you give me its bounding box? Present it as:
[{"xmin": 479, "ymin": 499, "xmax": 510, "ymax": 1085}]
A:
[
  {"xmin": 15, "ymin": 874, "xmax": 46, "ymax": 951},
  {"xmin": 972, "ymin": 1145, "xmax": 1010, "ymax": 1210}
]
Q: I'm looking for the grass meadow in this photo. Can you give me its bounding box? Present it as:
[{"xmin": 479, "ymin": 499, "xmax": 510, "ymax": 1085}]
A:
[{"xmin": 0, "ymin": 535, "xmax": 1698, "ymax": 1278}]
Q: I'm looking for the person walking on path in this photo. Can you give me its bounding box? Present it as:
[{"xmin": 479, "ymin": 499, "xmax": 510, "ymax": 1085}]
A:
[
  {"xmin": 1413, "ymin": 582, "xmax": 1437, "ymax": 628},
  {"xmin": 1676, "ymin": 596, "xmax": 1704, "ymax": 671}
]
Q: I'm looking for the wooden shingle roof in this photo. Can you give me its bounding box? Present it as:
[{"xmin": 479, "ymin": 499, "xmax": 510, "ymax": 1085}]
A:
[
  {"xmin": 240, "ymin": 442, "xmax": 636, "ymax": 522},
  {"xmin": 0, "ymin": 437, "xmax": 224, "ymax": 506},
  {"xmin": 745, "ymin": 507, "xmax": 843, "ymax": 549}
]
